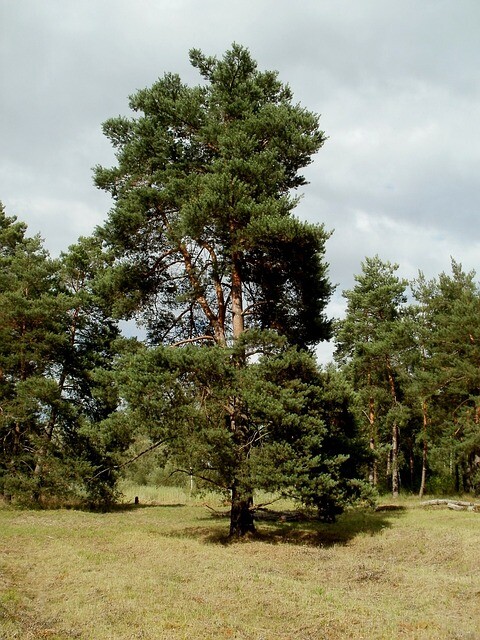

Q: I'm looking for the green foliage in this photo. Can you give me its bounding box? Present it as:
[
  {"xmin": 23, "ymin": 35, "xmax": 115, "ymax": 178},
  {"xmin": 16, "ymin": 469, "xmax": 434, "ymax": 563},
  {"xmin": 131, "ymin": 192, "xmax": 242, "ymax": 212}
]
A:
[
  {"xmin": 333, "ymin": 256, "xmax": 480, "ymax": 498},
  {"xmin": 0, "ymin": 204, "xmax": 129, "ymax": 507},
  {"xmin": 4, "ymin": 46, "xmax": 480, "ymax": 515},
  {"xmin": 409, "ymin": 260, "xmax": 480, "ymax": 494},
  {"xmin": 91, "ymin": 45, "xmax": 349, "ymax": 533},
  {"xmin": 94, "ymin": 44, "xmax": 331, "ymax": 349},
  {"xmin": 114, "ymin": 333, "xmax": 372, "ymax": 522},
  {"xmin": 334, "ymin": 257, "xmax": 411, "ymax": 494}
]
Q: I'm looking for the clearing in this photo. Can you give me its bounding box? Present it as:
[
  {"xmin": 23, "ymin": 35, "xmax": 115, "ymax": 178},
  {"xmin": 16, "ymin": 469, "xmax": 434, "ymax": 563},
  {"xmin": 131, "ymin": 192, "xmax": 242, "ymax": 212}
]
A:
[{"xmin": 0, "ymin": 491, "xmax": 479, "ymax": 639}]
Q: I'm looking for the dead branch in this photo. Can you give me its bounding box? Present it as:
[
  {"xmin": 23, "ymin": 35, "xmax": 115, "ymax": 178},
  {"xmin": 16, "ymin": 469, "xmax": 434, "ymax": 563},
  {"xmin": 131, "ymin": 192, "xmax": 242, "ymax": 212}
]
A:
[
  {"xmin": 253, "ymin": 496, "xmax": 283, "ymax": 510},
  {"xmin": 170, "ymin": 335, "xmax": 215, "ymax": 347},
  {"xmin": 90, "ymin": 437, "xmax": 174, "ymax": 479},
  {"xmin": 116, "ymin": 437, "xmax": 174, "ymax": 470},
  {"xmin": 168, "ymin": 467, "xmax": 228, "ymax": 491},
  {"xmin": 203, "ymin": 503, "xmax": 229, "ymax": 517}
]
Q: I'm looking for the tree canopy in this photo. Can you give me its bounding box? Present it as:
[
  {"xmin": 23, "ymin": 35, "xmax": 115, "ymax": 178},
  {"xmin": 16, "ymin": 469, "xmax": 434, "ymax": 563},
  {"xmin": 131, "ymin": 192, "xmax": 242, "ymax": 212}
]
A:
[{"xmin": 94, "ymin": 43, "xmax": 332, "ymax": 350}]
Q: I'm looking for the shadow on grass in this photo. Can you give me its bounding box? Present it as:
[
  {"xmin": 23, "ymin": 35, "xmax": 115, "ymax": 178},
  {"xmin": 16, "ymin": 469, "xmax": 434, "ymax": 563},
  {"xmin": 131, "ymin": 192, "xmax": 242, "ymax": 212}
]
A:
[
  {"xmin": 108, "ymin": 502, "xmax": 187, "ymax": 512},
  {"xmin": 173, "ymin": 506, "xmax": 407, "ymax": 547}
]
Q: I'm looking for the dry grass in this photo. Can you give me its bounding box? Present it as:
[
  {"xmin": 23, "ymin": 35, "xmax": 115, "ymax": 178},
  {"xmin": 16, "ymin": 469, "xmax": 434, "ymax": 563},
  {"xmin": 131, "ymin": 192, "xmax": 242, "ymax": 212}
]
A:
[{"xmin": 1, "ymin": 492, "xmax": 479, "ymax": 639}]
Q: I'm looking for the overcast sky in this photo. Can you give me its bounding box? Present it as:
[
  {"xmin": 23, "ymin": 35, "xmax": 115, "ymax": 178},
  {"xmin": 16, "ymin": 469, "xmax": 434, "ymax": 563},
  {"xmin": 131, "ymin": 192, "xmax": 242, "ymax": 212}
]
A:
[{"xmin": 1, "ymin": 1, "xmax": 479, "ymax": 360}]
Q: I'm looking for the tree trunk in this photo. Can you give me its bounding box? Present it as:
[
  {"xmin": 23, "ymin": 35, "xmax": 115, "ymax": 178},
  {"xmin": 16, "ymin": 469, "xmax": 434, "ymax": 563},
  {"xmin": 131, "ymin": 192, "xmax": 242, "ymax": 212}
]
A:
[
  {"xmin": 418, "ymin": 399, "xmax": 428, "ymax": 498},
  {"xmin": 368, "ymin": 395, "xmax": 377, "ymax": 486},
  {"xmin": 231, "ymin": 253, "xmax": 245, "ymax": 341},
  {"xmin": 391, "ymin": 423, "xmax": 399, "ymax": 498},
  {"xmin": 33, "ymin": 413, "xmax": 57, "ymax": 480},
  {"xmin": 12, "ymin": 422, "xmax": 21, "ymax": 458},
  {"xmin": 386, "ymin": 357, "xmax": 399, "ymax": 498},
  {"xmin": 369, "ymin": 436, "xmax": 377, "ymax": 486},
  {"xmin": 409, "ymin": 447, "xmax": 415, "ymax": 488},
  {"xmin": 455, "ymin": 463, "xmax": 460, "ymax": 493},
  {"xmin": 228, "ymin": 254, "xmax": 255, "ymax": 537},
  {"xmin": 230, "ymin": 484, "xmax": 255, "ymax": 537}
]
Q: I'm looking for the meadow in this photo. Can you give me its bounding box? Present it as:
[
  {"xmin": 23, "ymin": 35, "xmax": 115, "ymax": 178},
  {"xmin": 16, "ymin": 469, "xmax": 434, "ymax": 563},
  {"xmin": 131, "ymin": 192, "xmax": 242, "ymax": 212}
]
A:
[{"xmin": 1, "ymin": 485, "xmax": 479, "ymax": 639}]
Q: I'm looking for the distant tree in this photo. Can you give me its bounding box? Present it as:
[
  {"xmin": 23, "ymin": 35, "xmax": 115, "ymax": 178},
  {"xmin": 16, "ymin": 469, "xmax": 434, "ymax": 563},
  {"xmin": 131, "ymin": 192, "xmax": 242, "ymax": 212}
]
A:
[
  {"xmin": 334, "ymin": 256, "xmax": 410, "ymax": 496},
  {"xmin": 0, "ymin": 204, "xmax": 128, "ymax": 506},
  {"xmin": 409, "ymin": 261, "xmax": 480, "ymax": 495},
  {"xmin": 405, "ymin": 273, "xmax": 443, "ymax": 497},
  {"xmin": 92, "ymin": 44, "xmax": 357, "ymax": 534},
  {"xmin": 0, "ymin": 203, "xmax": 66, "ymax": 501}
]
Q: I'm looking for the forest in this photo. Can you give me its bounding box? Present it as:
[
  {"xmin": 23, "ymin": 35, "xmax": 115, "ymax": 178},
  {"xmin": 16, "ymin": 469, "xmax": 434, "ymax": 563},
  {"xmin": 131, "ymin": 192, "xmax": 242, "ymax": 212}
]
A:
[{"xmin": 1, "ymin": 45, "xmax": 479, "ymax": 536}]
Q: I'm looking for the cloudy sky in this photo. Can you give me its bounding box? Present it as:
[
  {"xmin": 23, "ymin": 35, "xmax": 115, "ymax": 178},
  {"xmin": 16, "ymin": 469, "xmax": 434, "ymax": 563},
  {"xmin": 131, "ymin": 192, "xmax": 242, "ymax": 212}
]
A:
[{"xmin": 1, "ymin": 1, "xmax": 479, "ymax": 359}]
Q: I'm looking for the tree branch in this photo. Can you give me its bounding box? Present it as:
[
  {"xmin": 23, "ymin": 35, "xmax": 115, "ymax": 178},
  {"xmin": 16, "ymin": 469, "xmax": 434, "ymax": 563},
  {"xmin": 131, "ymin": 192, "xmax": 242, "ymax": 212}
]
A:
[
  {"xmin": 168, "ymin": 467, "xmax": 229, "ymax": 491},
  {"xmin": 90, "ymin": 437, "xmax": 174, "ymax": 479},
  {"xmin": 178, "ymin": 241, "xmax": 225, "ymax": 345}
]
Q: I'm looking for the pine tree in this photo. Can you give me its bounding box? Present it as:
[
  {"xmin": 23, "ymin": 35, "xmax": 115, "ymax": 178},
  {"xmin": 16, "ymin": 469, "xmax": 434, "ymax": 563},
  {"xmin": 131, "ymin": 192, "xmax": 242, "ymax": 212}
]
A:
[
  {"xmin": 116, "ymin": 332, "xmax": 372, "ymax": 529},
  {"xmin": 94, "ymin": 44, "xmax": 331, "ymax": 350},
  {"xmin": 410, "ymin": 261, "xmax": 480, "ymax": 494},
  {"xmin": 92, "ymin": 45, "xmax": 365, "ymax": 534},
  {"xmin": 334, "ymin": 256, "xmax": 410, "ymax": 496},
  {"xmin": 0, "ymin": 204, "xmax": 128, "ymax": 506},
  {"xmin": 0, "ymin": 204, "xmax": 66, "ymax": 501}
]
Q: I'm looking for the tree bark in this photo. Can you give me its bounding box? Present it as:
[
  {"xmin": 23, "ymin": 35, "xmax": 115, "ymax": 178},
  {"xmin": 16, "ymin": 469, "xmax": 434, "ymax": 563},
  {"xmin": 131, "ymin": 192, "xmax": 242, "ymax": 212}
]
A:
[
  {"xmin": 227, "ymin": 254, "xmax": 255, "ymax": 536},
  {"xmin": 418, "ymin": 399, "xmax": 428, "ymax": 498},
  {"xmin": 386, "ymin": 358, "xmax": 399, "ymax": 498},
  {"xmin": 179, "ymin": 241, "xmax": 226, "ymax": 346},
  {"xmin": 231, "ymin": 253, "xmax": 245, "ymax": 341},
  {"xmin": 368, "ymin": 393, "xmax": 377, "ymax": 486},
  {"xmin": 230, "ymin": 484, "xmax": 255, "ymax": 537},
  {"xmin": 391, "ymin": 423, "xmax": 399, "ymax": 498}
]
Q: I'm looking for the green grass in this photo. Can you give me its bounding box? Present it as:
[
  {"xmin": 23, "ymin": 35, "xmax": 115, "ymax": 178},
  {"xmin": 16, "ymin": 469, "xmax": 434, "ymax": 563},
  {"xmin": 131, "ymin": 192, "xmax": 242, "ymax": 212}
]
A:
[
  {"xmin": 0, "ymin": 492, "xmax": 479, "ymax": 639},
  {"xmin": 117, "ymin": 479, "xmax": 295, "ymax": 511}
]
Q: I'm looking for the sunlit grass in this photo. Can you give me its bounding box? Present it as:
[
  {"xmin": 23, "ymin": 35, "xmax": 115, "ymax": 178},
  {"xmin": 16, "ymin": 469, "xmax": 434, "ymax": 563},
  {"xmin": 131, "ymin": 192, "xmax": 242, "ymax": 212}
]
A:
[
  {"xmin": 117, "ymin": 480, "xmax": 296, "ymax": 511},
  {"xmin": 118, "ymin": 479, "xmax": 195, "ymax": 505},
  {"xmin": 1, "ymin": 494, "xmax": 479, "ymax": 639}
]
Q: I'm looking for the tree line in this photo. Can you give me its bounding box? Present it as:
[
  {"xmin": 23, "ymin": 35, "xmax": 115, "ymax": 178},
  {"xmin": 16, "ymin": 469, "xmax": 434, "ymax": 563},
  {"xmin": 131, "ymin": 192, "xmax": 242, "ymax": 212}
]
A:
[
  {"xmin": 1, "ymin": 45, "xmax": 478, "ymax": 534},
  {"xmin": 335, "ymin": 255, "xmax": 480, "ymax": 498}
]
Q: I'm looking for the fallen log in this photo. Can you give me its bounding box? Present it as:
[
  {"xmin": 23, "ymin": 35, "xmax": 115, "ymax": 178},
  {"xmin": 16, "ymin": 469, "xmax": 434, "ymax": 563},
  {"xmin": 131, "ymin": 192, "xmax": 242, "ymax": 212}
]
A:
[
  {"xmin": 447, "ymin": 503, "xmax": 466, "ymax": 511},
  {"xmin": 421, "ymin": 499, "xmax": 480, "ymax": 512}
]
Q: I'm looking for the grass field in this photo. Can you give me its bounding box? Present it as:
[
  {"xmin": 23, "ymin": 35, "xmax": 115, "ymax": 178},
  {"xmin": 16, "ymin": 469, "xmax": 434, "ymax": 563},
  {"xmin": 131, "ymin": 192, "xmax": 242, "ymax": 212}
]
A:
[{"xmin": 1, "ymin": 487, "xmax": 479, "ymax": 639}]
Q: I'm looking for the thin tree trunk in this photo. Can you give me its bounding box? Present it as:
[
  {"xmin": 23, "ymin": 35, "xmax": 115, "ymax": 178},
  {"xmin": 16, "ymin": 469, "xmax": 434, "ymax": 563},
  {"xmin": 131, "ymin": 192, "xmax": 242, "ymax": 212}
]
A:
[
  {"xmin": 455, "ymin": 463, "xmax": 460, "ymax": 493},
  {"xmin": 391, "ymin": 423, "xmax": 399, "ymax": 498},
  {"xmin": 12, "ymin": 422, "xmax": 21, "ymax": 456},
  {"xmin": 409, "ymin": 446, "xmax": 415, "ymax": 488},
  {"xmin": 418, "ymin": 399, "xmax": 428, "ymax": 498},
  {"xmin": 231, "ymin": 253, "xmax": 244, "ymax": 341},
  {"xmin": 33, "ymin": 412, "xmax": 58, "ymax": 487},
  {"xmin": 179, "ymin": 241, "xmax": 226, "ymax": 345},
  {"xmin": 368, "ymin": 394, "xmax": 377, "ymax": 486},
  {"xmin": 386, "ymin": 358, "xmax": 399, "ymax": 497}
]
